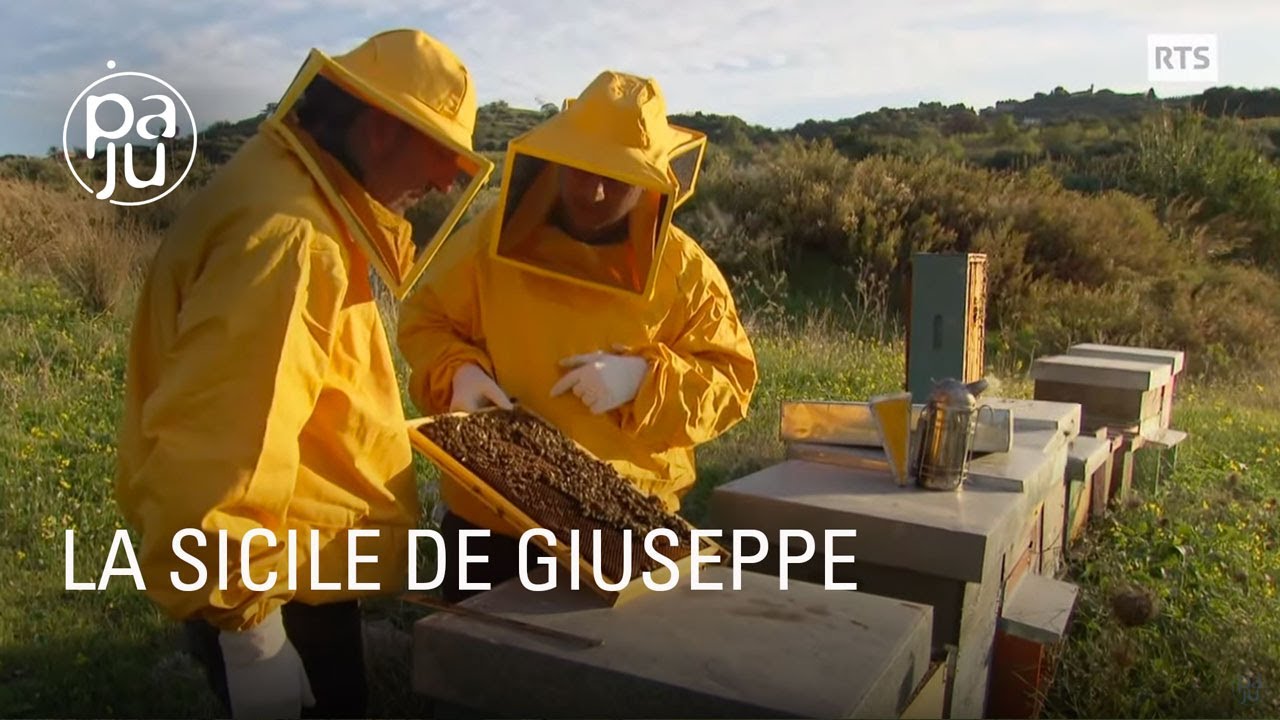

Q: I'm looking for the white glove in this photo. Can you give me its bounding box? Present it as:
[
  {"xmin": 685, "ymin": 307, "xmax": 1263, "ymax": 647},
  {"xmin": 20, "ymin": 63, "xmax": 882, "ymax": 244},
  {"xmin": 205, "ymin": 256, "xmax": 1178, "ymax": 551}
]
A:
[
  {"xmin": 217, "ymin": 610, "xmax": 315, "ymax": 720},
  {"xmin": 450, "ymin": 362, "xmax": 514, "ymax": 412},
  {"xmin": 550, "ymin": 350, "xmax": 649, "ymax": 414}
]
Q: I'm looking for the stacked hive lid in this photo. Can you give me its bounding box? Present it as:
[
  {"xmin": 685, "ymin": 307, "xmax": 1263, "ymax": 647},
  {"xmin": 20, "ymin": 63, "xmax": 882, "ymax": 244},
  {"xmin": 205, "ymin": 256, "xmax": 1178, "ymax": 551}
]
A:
[{"xmin": 1030, "ymin": 344, "xmax": 1184, "ymax": 436}]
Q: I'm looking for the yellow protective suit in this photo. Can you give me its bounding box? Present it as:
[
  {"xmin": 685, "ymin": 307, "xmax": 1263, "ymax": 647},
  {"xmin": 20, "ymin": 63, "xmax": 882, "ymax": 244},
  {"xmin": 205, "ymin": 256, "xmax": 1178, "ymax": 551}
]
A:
[
  {"xmin": 397, "ymin": 71, "xmax": 759, "ymax": 537},
  {"xmin": 114, "ymin": 29, "xmax": 483, "ymax": 632}
]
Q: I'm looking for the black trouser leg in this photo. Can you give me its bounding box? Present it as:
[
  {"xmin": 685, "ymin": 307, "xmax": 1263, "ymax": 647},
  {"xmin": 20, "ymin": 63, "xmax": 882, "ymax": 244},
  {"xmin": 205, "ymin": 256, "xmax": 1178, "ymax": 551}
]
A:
[
  {"xmin": 282, "ymin": 600, "xmax": 367, "ymax": 719},
  {"xmin": 182, "ymin": 599, "xmax": 367, "ymax": 718},
  {"xmin": 183, "ymin": 618, "xmax": 231, "ymax": 714}
]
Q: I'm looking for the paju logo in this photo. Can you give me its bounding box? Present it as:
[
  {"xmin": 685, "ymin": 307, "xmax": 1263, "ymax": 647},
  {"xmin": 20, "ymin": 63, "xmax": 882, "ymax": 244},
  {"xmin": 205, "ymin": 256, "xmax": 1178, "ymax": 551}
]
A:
[
  {"xmin": 62, "ymin": 61, "xmax": 198, "ymax": 206},
  {"xmin": 1147, "ymin": 34, "xmax": 1219, "ymax": 83}
]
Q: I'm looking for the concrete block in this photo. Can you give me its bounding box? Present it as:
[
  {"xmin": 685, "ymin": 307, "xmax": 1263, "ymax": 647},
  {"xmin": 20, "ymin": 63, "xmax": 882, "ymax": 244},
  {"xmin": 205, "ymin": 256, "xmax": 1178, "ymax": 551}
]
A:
[
  {"xmin": 413, "ymin": 566, "xmax": 934, "ymax": 719},
  {"xmin": 949, "ymin": 567, "xmax": 1004, "ymax": 718},
  {"xmin": 981, "ymin": 398, "xmax": 1081, "ymax": 437},
  {"xmin": 1011, "ymin": 428, "xmax": 1069, "ymax": 456},
  {"xmin": 1030, "ymin": 355, "xmax": 1171, "ymax": 391},
  {"xmin": 967, "ymin": 446, "xmax": 1058, "ymax": 496},
  {"xmin": 1066, "ymin": 436, "xmax": 1111, "ymax": 482},
  {"xmin": 1065, "ymin": 343, "xmax": 1185, "ymax": 376},
  {"xmin": 791, "ymin": 559, "xmax": 967, "ymax": 652},
  {"xmin": 708, "ymin": 441, "xmax": 1072, "ymax": 720},
  {"xmin": 708, "ymin": 460, "xmax": 1022, "ymax": 583},
  {"xmin": 999, "ymin": 574, "xmax": 1079, "ymax": 645}
]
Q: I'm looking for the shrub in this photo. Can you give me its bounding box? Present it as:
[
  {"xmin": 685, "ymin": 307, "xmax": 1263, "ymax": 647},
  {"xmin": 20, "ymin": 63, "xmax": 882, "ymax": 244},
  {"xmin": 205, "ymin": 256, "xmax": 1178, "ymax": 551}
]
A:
[
  {"xmin": 1102, "ymin": 109, "xmax": 1280, "ymax": 269},
  {"xmin": 0, "ymin": 180, "xmax": 157, "ymax": 314},
  {"xmin": 684, "ymin": 138, "xmax": 1280, "ymax": 377}
]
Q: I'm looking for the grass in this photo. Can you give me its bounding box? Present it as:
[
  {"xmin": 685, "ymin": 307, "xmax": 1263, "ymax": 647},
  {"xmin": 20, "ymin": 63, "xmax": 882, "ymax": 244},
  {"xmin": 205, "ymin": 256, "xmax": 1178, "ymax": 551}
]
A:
[
  {"xmin": 1044, "ymin": 381, "xmax": 1280, "ymax": 719},
  {"xmin": 0, "ymin": 269, "xmax": 907, "ymax": 716},
  {"xmin": 3, "ymin": 221, "xmax": 1280, "ymax": 717},
  {"xmin": 681, "ymin": 322, "xmax": 906, "ymax": 524},
  {"xmin": 0, "ymin": 272, "xmax": 219, "ymax": 717}
]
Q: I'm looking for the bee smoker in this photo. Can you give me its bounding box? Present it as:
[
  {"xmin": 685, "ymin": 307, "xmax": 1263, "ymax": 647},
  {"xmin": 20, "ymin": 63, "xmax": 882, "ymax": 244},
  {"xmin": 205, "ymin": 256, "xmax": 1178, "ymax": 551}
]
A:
[{"xmin": 910, "ymin": 377, "xmax": 990, "ymax": 491}]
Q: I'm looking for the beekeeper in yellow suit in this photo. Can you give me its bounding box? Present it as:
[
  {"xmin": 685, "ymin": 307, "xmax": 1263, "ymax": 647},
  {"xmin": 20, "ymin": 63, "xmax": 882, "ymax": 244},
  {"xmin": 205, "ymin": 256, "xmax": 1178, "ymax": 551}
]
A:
[
  {"xmin": 397, "ymin": 70, "xmax": 758, "ymax": 601},
  {"xmin": 114, "ymin": 29, "xmax": 491, "ymax": 719}
]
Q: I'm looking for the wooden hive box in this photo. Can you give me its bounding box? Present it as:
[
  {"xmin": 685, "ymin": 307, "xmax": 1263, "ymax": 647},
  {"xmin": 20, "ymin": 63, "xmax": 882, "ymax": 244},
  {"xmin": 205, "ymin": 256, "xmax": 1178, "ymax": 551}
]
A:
[
  {"xmin": 1030, "ymin": 355, "xmax": 1172, "ymax": 434},
  {"xmin": 1065, "ymin": 343, "xmax": 1185, "ymax": 430}
]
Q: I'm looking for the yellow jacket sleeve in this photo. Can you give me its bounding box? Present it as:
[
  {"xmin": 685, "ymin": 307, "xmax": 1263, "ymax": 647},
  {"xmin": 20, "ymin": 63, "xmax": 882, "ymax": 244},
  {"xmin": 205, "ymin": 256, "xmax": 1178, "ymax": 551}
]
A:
[
  {"xmin": 126, "ymin": 217, "xmax": 346, "ymax": 631},
  {"xmin": 620, "ymin": 241, "xmax": 759, "ymax": 448},
  {"xmin": 398, "ymin": 220, "xmax": 494, "ymax": 415}
]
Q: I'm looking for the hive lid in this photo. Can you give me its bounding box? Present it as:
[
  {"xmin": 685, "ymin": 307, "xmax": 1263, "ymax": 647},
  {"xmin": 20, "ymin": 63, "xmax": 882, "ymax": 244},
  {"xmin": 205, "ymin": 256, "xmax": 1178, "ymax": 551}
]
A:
[
  {"xmin": 1066, "ymin": 343, "xmax": 1185, "ymax": 375},
  {"xmin": 1030, "ymin": 354, "xmax": 1172, "ymax": 391}
]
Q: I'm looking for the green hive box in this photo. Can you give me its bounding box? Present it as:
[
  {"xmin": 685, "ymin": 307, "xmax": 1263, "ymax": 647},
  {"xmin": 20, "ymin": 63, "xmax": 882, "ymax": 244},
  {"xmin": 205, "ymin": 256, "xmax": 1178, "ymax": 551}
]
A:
[{"xmin": 906, "ymin": 253, "xmax": 988, "ymax": 403}]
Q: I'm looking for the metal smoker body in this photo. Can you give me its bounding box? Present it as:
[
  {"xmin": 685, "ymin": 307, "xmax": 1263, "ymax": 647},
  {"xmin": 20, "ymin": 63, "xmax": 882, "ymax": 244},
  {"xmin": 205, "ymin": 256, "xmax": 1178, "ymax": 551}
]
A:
[{"xmin": 911, "ymin": 378, "xmax": 989, "ymax": 491}]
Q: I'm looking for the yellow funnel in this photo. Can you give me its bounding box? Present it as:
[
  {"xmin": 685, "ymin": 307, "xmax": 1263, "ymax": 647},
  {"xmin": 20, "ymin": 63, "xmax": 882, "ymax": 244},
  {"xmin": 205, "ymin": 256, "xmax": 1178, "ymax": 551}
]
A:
[{"xmin": 870, "ymin": 392, "xmax": 914, "ymax": 486}]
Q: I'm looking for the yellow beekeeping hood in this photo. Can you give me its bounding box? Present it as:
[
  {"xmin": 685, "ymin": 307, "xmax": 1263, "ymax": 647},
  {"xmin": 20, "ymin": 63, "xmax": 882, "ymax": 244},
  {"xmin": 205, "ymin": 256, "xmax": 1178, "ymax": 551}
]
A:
[
  {"xmin": 490, "ymin": 70, "xmax": 706, "ymax": 299},
  {"xmin": 263, "ymin": 29, "xmax": 494, "ymax": 299}
]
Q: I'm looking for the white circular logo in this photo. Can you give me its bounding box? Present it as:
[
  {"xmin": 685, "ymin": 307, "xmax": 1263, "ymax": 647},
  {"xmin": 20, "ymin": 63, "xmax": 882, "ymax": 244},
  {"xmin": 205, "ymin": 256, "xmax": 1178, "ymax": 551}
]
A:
[{"xmin": 62, "ymin": 61, "xmax": 198, "ymax": 206}]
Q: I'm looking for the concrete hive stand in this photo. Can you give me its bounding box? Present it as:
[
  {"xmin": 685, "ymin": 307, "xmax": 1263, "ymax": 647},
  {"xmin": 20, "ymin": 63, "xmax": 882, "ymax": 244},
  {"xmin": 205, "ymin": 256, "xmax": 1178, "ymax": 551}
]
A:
[
  {"xmin": 708, "ymin": 397, "xmax": 1081, "ymax": 718},
  {"xmin": 413, "ymin": 565, "xmax": 938, "ymax": 718}
]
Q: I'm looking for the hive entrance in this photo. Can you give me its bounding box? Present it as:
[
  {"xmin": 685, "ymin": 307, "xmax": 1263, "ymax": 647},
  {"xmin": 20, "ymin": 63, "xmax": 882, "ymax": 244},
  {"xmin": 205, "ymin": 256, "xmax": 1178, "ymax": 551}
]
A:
[{"xmin": 419, "ymin": 408, "xmax": 693, "ymax": 585}]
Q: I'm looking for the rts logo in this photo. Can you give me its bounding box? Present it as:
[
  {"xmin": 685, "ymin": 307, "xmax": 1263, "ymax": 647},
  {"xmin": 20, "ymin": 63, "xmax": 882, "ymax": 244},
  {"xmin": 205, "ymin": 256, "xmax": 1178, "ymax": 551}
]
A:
[
  {"xmin": 62, "ymin": 61, "xmax": 198, "ymax": 206},
  {"xmin": 1147, "ymin": 34, "xmax": 1219, "ymax": 83}
]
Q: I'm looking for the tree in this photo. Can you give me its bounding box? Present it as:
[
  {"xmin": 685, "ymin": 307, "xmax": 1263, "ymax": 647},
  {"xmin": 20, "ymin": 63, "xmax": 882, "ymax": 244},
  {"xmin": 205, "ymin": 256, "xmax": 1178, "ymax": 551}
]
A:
[
  {"xmin": 991, "ymin": 113, "xmax": 1019, "ymax": 143},
  {"xmin": 941, "ymin": 107, "xmax": 985, "ymax": 135}
]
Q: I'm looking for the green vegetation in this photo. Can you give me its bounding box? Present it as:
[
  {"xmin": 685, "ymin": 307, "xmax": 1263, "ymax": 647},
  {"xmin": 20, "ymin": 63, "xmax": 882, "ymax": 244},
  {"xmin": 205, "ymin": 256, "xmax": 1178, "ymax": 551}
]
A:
[
  {"xmin": 472, "ymin": 100, "xmax": 547, "ymax": 151},
  {"xmin": 3, "ymin": 259, "xmax": 1277, "ymax": 717},
  {"xmin": 2, "ymin": 82, "xmax": 1279, "ymax": 717},
  {"xmin": 1047, "ymin": 385, "xmax": 1280, "ymax": 718},
  {"xmin": 684, "ymin": 132, "xmax": 1280, "ymax": 378}
]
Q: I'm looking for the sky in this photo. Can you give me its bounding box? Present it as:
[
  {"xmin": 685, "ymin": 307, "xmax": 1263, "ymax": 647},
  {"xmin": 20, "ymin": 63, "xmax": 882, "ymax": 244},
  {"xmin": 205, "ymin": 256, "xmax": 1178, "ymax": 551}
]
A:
[{"xmin": 2, "ymin": 0, "xmax": 1278, "ymax": 155}]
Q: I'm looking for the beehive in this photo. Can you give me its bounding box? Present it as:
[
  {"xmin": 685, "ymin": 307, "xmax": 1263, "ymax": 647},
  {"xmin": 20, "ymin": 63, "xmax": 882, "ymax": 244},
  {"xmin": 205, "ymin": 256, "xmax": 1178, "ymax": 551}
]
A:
[
  {"xmin": 1030, "ymin": 354, "xmax": 1172, "ymax": 434},
  {"xmin": 905, "ymin": 253, "xmax": 988, "ymax": 403}
]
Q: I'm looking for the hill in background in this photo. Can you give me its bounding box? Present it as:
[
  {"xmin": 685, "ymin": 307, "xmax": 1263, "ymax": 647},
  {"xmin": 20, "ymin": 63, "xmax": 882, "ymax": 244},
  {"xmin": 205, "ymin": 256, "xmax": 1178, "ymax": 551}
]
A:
[
  {"xmin": 5, "ymin": 82, "xmax": 1280, "ymax": 379},
  {"xmin": 135, "ymin": 84, "xmax": 1280, "ymax": 169}
]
